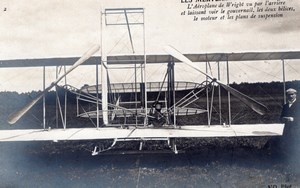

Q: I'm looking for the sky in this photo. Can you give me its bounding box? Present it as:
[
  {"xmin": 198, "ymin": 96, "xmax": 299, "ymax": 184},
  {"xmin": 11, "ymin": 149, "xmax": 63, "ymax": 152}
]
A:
[{"xmin": 0, "ymin": 0, "xmax": 300, "ymax": 92}]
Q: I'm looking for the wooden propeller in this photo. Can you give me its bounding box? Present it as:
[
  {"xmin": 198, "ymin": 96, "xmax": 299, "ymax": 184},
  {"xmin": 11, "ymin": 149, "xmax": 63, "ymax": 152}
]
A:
[
  {"xmin": 7, "ymin": 44, "xmax": 100, "ymax": 125},
  {"xmin": 164, "ymin": 45, "xmax": 268, "ymax": 115}
]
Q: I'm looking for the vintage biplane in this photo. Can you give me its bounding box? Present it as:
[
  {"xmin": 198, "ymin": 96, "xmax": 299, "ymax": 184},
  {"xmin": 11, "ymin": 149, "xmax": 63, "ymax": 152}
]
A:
[{"xmin": 0, "ymin": 8, "xmax": 297, "ymax": 155}]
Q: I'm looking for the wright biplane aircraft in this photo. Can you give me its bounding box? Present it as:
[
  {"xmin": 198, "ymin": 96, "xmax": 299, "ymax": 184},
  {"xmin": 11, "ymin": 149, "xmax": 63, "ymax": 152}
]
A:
[{"xmin": 0, "ymin": 8, "xmax": 298, "ymax": 155}]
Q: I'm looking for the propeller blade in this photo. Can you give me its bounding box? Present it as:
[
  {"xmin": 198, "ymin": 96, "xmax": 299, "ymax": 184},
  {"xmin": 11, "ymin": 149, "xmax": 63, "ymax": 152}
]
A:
[
  {"xmin": 164, "ymin": 45, "xmax": 213, "ymax": 79},
  {"xmin": 7, "ymin": 44, "xmax": 100, "ymax": 125},
  {"xmin": 217, "ymin": 82, "xmax": 268, "ymax": 115},
  {"xmin": 111, "ymin": 96, "xmax": 121, "ymax": 120},
  {"xmin": 164, "ymin": 45, "xmax": 268, "ymax": 115}
]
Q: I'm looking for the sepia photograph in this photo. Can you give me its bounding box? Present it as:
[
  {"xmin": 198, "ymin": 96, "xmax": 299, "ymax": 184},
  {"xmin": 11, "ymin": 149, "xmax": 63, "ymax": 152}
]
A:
[{"xmin": 0, "ymin": 0, "xmax": 299, "ymax": 187}]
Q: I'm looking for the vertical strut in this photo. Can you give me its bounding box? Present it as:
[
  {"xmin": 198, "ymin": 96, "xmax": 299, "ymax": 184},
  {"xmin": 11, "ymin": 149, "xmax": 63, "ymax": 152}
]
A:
[
  {"xmin": 282, "ymin": 59, "xmax": 286, "ymax": 104},
  {"xmin": 43, "ymin": 66, "xmax": 46, "ymax": 130},
  {"xmin": 96, "ymin": 56, "xmax": 100, "ymax": 129},
  {"xmin": 217, "ymin": 61, "xmax": 222, "ymax": 125},
  {"xmin": 226, "ymin": 57, "xmax": 231, "ymax": 126},
  {"xmin": 142, "ymin": 9, "xmax": 147, "ymax": 126},
  {"xmin": 55, "ymin": 67, "xmax": 59, "ymax": 128},
  {"xmin": 101, "ymin": 10, "xmax": 108, "ymax": 125},
  {"xmin": 135, "ymin": 63, "xmax": 138, "ymax": 126},
  {"xmin": 167, "ymin": 58, "xmax": 175, "ymax": 127},
  {"xmin": 64, "ymin": 66, "xmax": 67, "ymax": 129},
  {"xmin": 206, "ymin": 61, "xmax": 210, "ymax": 126}
]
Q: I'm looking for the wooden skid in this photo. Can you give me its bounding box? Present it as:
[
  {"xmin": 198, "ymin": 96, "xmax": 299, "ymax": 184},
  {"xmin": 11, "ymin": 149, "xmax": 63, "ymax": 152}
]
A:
[{"xmin": 0, "ymin": 124, "xmax": 284, "ymax": 142}]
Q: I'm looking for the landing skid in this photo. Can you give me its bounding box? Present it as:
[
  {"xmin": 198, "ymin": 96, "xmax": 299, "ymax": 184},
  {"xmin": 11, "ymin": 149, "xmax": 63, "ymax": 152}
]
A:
[
  {"xmin": 91, "ymin": 137, "xmax": 179, "ymax": 156},
  {"xmin": 103, "ymin": 124, "xmax": 179, "ymax": 129}
]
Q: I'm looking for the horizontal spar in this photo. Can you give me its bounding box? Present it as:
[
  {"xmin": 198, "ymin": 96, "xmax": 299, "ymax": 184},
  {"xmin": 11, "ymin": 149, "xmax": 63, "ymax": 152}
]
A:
[{"xmin": 2, "ymin": 51, "xmax": 300, "ymax": 67}]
